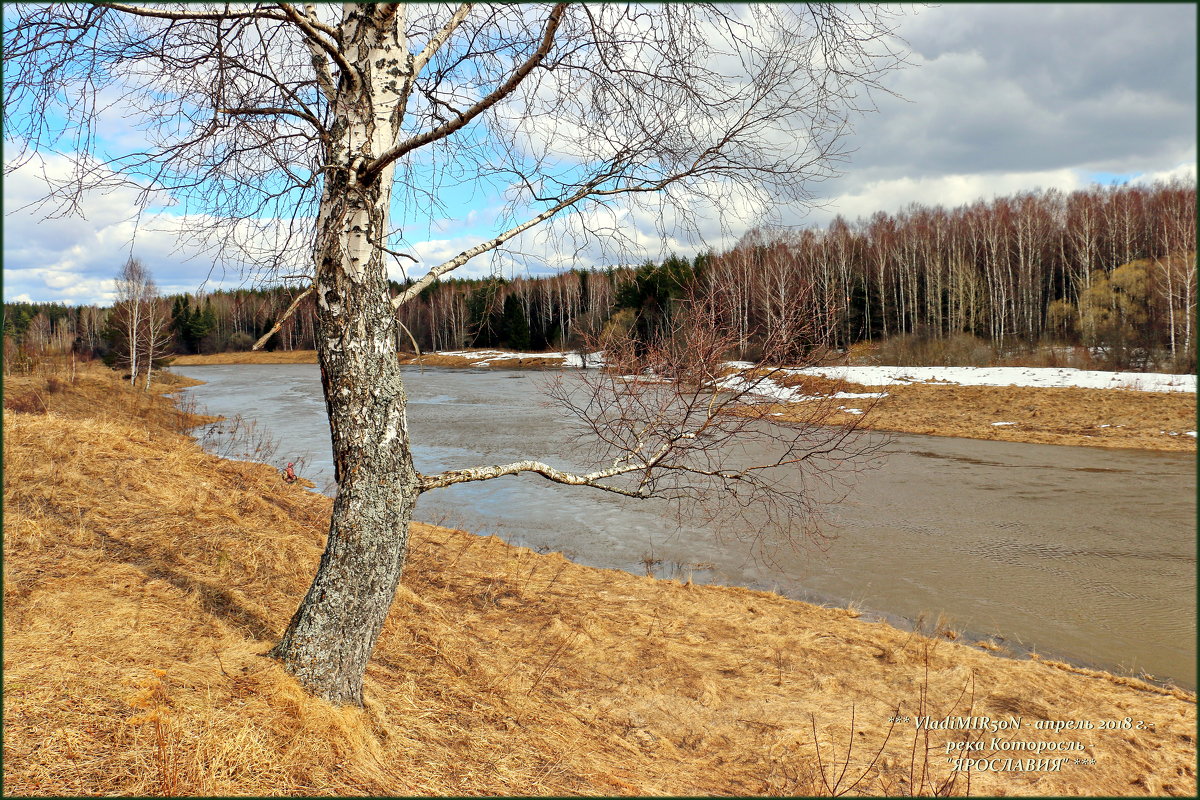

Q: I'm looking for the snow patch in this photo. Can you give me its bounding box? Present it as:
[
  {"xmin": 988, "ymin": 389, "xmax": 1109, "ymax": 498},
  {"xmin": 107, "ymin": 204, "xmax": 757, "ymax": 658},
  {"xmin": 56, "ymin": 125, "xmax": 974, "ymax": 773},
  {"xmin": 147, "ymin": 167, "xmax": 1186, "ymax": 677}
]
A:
[
  {"xmin": 422, "ymin": 352, "xmax": 1194, "ymax": 394},
  {"xmin": 562, "ymin": 351, "xmax": 606, "ymax": 368},
  {"xmin": 831, "ymin": 391, "xmax": 889, "ymax": 400},
  {"xmin": 776, "ymin": 365, "xmax": 1195, "ymax": 393},
  {"xmin": 710, "ymin": 374, "xmax": 808, "ymax": 403},
  {"xmin": 434, "ymin": 349, "xmax": 605, "ymax": 368}
]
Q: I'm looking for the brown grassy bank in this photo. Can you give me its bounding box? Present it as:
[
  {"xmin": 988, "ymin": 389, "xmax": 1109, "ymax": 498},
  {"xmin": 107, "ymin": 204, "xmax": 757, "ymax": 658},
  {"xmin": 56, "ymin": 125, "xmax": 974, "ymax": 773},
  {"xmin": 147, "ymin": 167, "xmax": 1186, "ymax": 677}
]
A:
[
  {"xmin": 396, "ymin": 352, "xmax": 566, "ymax": 369},
  {"xmin": 3, "ymin": 364, "xmax": 1196, "ymax": 795},
  {"xmin": 170, "ymin": 350, "xmax": 319, "ymax": 365},
  {"xmin": 170, "ymin": 348, "xmax": 565, "ymax": 370},
  {"xmin": 764, "ymin": 374, "xmax": 1197, "ymax": 453}
]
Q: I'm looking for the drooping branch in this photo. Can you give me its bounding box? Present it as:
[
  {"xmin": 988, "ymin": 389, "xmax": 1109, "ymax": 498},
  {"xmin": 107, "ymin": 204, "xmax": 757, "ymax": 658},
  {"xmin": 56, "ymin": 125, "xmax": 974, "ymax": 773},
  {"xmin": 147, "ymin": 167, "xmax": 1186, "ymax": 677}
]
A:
[
  {"xmin": 395, "ymin": 317, "xmax": 422, "ymax": 358},
  {"xmin": 417, "ymin": 283, "xmax": 885, "ymax": 552}
]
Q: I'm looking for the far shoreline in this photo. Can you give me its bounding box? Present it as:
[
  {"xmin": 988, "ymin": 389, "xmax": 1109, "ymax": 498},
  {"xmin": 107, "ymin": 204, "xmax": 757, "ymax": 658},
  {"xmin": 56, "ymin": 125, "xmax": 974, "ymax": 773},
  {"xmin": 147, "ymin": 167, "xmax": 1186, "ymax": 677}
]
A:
[{"xmin": 168, "ymin": 348, "xmax": 1197, "ymax": 453}]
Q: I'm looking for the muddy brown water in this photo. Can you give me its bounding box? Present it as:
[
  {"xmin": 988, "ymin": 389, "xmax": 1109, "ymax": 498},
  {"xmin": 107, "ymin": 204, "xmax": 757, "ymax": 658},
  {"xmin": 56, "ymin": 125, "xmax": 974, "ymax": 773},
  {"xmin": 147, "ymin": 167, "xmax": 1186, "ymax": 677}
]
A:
[{"xmin": 172, "ymin": 364, "xmax": 1197, "ymax": 689}]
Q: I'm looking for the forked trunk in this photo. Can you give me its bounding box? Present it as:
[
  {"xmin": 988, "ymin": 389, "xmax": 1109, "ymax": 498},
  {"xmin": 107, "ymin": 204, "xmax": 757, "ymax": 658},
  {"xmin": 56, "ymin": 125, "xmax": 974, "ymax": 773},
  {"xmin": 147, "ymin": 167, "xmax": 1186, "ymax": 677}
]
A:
[{"xmin": 269, "ymin": 4, "xmax": 420, "ymax": 705}]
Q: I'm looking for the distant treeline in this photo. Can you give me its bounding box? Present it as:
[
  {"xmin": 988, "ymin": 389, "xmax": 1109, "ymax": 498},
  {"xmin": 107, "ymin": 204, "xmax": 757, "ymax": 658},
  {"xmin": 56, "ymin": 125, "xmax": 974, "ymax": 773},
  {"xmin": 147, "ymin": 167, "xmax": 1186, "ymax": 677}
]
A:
[{"xmin": 4, "ymin": 178, "xmax": 1195, "ymax": 372}]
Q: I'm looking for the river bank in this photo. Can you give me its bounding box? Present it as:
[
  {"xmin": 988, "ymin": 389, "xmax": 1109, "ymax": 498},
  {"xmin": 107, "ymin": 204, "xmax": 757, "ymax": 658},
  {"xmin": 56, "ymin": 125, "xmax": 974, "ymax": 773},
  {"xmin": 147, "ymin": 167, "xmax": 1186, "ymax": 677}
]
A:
[
  {"xmin": 3, "ymin": 364, "xmax": 1195, "ymax": 795},
  {"xmin": 170, "ymin": 348, "xmax": 1197, "ymax": 452}
]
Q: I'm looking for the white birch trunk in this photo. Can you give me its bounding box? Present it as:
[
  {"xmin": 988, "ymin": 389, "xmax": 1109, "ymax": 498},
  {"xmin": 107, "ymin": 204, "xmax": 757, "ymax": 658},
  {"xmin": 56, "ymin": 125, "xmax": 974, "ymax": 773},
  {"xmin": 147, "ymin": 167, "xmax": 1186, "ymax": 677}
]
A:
[{"xmin": 270, "ymin": 5, "xmax": 425, "ymax": 706}]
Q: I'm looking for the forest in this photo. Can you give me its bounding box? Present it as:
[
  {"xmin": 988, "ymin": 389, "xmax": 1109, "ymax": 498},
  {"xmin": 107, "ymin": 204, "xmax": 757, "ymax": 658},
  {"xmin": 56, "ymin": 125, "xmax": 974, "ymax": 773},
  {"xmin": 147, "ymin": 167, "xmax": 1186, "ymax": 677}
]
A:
[{"xmin": 4, "ymin": 178, "xmax": 1196, "ymax": 374}]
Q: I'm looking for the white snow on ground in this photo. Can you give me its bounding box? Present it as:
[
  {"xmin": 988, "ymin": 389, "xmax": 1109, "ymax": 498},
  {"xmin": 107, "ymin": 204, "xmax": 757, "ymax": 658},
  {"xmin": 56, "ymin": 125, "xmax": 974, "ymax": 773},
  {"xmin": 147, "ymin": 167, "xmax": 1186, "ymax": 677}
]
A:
[
  {"xmin": 708, "ymin": 363, "xmax": 1195, "ymax": 412},
  {"xmin": 431, "ymin": 349, "xmax": 604, "ymax": 367},
  {"xmin": 424, "ymin": 350, "xmax": 1195, "ymax": 394},
  {"xmin": 783, "ymin": 365, "xmax": 1196, "ymax": 393},
  {"xmin": 562, "ymin": 351, "xmax": 606, "ymax": 368},
  {"xmin": 709, "ymin": 374, "xmax": 809, "ymax": 403},
  {"xmin": 708, "ymin": 374, "xmax": 890, "ymax": 405},
  {"xmin": 435, "ymin": 350, "xmax": 509, "ymax": 359}
]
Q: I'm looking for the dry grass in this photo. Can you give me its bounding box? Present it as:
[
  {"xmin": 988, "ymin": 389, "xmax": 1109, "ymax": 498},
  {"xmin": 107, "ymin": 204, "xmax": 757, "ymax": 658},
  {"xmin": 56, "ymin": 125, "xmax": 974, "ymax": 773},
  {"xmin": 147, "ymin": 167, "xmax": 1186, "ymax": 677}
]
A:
[
  {"xmin": 2, "ymin": 364, "xmax": 216, "ymax": 432},
  {"xmin": 397, "ymin": 352, "xmax": 566, "ymax": 369},
  {"xmin": 764, "ymin": 377, "xmax": 1197, "ymax": 453},
  {"xmin": 169, "ymin": 350, "xmax": 318, "ymax": 365},
  {"xmin": 170, "ymin": 349, "xmax": 569, "ymax": 369},
  {"xmin": 3, "ymin": 362, "xmax": 1196, "ymax": 796}
]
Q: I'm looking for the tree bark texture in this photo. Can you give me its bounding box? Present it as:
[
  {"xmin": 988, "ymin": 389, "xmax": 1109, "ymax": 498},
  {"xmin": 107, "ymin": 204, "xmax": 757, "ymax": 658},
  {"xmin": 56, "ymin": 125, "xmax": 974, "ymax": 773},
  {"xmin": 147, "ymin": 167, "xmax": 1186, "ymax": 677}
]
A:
[{"xmin": 269, "ymin": 5, "xmax": 420, "ymax": 706}]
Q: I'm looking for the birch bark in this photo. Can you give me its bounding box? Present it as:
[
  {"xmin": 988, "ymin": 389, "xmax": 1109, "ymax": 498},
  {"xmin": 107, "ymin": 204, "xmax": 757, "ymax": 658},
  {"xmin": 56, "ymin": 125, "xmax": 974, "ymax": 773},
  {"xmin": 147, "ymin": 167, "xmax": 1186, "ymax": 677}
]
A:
[{"xmin": 268, "ymin": 5, "xmax": 422, "ymax": 706}]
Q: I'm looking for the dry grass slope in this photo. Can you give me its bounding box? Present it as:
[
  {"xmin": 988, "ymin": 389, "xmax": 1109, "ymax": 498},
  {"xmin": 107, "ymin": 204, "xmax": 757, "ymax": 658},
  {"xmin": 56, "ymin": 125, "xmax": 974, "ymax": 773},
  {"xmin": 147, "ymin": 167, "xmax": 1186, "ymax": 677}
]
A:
[{"xmin": 3, "ymin": 364, "xmax": 1195, "ymax": 795}]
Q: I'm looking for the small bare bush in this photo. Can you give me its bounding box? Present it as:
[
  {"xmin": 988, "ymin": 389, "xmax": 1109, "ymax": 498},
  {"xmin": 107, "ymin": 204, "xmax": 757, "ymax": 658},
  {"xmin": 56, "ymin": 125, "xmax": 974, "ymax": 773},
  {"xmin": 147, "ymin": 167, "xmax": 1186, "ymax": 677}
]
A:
[
  {"xmin": 872, "ymin": 332, "xmax": 998, "ymax": 367},
  {"xmin": 197, "ymin": 415, "xmax": 281, "ymax": 466},
  {"xmin": 4, "ymin": 390, "xmax": 48, "ymax": 414}
]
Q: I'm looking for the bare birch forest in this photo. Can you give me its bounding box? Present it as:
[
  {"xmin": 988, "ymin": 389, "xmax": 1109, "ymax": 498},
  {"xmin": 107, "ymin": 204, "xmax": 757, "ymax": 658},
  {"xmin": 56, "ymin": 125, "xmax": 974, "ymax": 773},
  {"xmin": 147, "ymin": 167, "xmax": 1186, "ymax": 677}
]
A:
[{"xmin": 6, "ymin": 178, "xmax": 1196, "ymax": 372}]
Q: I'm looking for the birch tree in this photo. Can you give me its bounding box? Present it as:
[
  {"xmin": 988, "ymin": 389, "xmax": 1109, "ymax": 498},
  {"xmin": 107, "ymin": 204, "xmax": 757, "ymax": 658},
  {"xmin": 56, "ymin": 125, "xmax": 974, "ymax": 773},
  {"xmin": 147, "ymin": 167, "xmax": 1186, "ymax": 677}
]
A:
[
  {"xmin": 110, "ymin": 257, "xmax": 153, "ymax": 385},
  {"xmin": 140, "ymin": 291, "xmax": 173, "ymax": 390},
  {"xmin": 4, "ymin": 2, "xmax": 905, "ymax": 705}
]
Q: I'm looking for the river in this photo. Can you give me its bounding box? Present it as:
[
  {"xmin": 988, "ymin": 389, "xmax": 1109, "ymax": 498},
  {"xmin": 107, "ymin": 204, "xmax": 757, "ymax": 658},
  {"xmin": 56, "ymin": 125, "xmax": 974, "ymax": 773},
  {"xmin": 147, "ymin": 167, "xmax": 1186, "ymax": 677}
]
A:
[{"xmin": 172, "ymin": 363, "xmax": 1197, "ymax": 689}]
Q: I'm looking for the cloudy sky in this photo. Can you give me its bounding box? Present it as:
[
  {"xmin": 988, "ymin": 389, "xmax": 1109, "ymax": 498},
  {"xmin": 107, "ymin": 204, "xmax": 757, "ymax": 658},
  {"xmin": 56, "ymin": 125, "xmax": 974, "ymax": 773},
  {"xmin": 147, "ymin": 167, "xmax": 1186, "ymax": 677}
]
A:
[{"xmin": 4, "ymin": 3, "xmax": 1196, "ymax": 307}]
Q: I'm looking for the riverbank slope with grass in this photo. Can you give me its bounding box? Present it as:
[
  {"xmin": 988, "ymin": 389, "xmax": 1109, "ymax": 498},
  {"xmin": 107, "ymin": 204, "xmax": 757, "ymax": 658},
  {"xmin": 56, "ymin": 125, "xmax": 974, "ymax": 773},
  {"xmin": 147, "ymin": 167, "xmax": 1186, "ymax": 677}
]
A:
[
  {"xmin": 170, "ymin": 348, "xmax": 1196, "ymax": 452},
  {"xmin": 3, "ymin": 363, "xmax": 1196, "ymax": 796}
]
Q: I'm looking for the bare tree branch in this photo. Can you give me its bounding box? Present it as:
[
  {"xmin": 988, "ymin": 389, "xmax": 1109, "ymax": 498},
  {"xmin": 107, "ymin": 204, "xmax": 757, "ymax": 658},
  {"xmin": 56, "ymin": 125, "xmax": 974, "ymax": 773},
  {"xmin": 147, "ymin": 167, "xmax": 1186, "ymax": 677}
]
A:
[
  {"xmin": 390, "ymin": 179, "xmax": 603, "ymax": 308},
  {"xmin": 360, "ymin": 2, "xmax": 567, "ymax": 184},
  {"xmin": 420, "ymin": 459, "xmax": 650, "ymax": 497},
  {"xmin": 420, "ymin": 281, "xmax": 886, "ymax": 549},
  {"xmin": 218, "ymin": 105, "xmax": 322, "ymax": 129},
  {"xmin": 395, "ymin": 316, "xmax": 422, "ymax": 359},
  {"xmin": 299, "ymin": 3, "xmax": 337, "ymax": 103},
  {"xmin": 276, "ymin": 2, "xmax": 358, "ymax": 93},
  {"xmin": 410, "ymin": 2, "xmax": 474, "ymax": 77},
  {"xmin": 252, "ymin": 284, "xmax": 314, "ymax": 350},
  {"xmin": 94, "ymin": 2, "xmax": 287, "ymax": 22}
]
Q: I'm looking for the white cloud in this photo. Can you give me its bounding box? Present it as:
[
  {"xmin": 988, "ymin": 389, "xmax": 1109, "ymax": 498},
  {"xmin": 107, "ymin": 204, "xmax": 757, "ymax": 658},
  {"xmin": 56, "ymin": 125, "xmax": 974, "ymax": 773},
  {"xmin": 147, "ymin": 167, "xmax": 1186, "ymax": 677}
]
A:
[
  {"xmin": 813, "ymin": 168, "xmax": 1086, "ymax": 223},
  {"xmin": 3, "ymin": 154, "xmax": 310, "ymax": 304},
  {"xmin": 5, "ymin": 4, "xmax": 1194, "ymax": 302},
  {"xmin": 1134, "ymin": 161, "xmax": 1198, "ymax": 186}
]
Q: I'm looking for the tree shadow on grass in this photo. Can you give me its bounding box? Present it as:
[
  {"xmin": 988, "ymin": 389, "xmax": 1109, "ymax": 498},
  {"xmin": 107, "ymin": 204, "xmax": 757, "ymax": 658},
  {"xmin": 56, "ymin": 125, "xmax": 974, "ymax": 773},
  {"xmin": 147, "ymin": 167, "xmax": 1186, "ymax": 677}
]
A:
[{"xmin": 95, "ymin": 529, "xmax": 279, "ymax": 641}]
